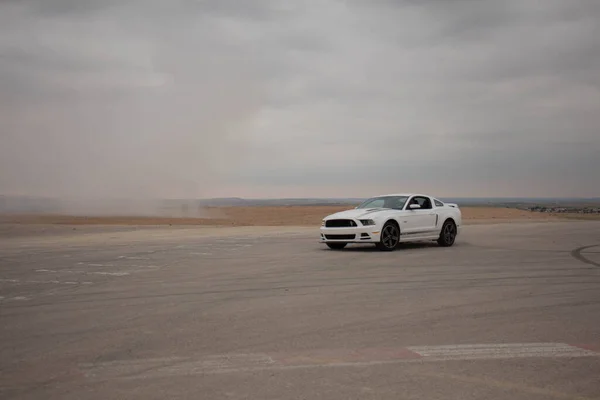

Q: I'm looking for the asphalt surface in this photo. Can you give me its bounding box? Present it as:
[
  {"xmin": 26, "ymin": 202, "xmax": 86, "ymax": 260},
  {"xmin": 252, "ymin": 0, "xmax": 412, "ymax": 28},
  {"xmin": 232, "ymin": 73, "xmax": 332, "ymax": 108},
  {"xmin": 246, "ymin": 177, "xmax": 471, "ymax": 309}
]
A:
[{"xmin": 1, "ymin": 221, "xmax": 600, "ymax": 399}]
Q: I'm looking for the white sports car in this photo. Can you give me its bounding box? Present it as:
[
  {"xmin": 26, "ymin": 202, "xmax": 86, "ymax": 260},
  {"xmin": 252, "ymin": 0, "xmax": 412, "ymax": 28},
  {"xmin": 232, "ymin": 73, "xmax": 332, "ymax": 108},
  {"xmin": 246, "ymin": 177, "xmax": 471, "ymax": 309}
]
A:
[{"xmin": 319, "ymin": 193, "xmax": 462, "ymax": 251}]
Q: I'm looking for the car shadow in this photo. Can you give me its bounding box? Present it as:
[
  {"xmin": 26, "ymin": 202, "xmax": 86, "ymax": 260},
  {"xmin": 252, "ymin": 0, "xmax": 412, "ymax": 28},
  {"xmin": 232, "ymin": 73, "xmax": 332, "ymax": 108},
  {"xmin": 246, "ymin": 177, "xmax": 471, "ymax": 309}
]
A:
[{"xmin": 323, "ymin": 241, "xmax": 444, "ymax": 252}]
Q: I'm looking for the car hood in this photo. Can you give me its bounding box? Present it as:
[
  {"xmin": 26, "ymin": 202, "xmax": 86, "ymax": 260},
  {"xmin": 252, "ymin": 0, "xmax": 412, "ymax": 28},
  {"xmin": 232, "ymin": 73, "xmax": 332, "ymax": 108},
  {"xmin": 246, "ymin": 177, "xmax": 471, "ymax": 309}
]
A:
[{"xmin": 324, "ymin": 208, "xmax": 397, "ymax": 220}]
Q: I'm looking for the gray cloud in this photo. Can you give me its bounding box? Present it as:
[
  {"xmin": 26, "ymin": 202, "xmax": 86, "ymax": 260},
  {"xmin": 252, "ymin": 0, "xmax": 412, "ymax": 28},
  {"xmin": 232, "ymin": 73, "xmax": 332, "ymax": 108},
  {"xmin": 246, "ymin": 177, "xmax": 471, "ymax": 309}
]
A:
[{"xmin": 1, "ymin": 0, "xmax": 599, "ymax": 202}]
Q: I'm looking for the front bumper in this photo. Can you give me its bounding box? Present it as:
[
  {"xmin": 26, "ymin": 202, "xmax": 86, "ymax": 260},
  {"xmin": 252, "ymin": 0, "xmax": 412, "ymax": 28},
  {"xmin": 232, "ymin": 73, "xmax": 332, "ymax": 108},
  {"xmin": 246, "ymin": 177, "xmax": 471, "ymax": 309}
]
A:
[{"xmin": 319, "ymin": 226, "xmax": 382, "ymax": 243}]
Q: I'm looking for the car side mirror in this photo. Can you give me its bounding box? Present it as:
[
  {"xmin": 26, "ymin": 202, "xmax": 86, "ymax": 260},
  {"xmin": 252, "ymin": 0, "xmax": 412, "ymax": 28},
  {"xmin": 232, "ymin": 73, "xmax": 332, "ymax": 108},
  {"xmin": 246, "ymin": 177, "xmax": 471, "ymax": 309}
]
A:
[{"xmin": 409, "ymin": 203, "xmax": 421, "ymax": 210}]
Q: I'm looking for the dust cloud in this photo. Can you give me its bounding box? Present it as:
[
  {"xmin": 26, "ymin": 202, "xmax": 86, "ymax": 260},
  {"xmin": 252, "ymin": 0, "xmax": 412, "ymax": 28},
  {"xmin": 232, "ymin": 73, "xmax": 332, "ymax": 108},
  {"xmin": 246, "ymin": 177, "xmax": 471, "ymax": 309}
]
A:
[
  {"xmin": 1, "ymin": 78, "xmax": 262, "ymax": 216},
  {"xmin": 0, "ymin": 3, "xmax": 264, "ymax": 217}
]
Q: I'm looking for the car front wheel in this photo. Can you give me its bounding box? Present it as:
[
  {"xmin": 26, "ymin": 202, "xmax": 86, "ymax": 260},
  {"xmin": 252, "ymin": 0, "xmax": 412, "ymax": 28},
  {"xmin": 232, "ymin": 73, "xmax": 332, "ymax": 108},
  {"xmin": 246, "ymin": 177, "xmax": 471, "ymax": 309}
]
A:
[{"xmin": 376, "ymin": 221, "xmax": 400, "ymax": 251}]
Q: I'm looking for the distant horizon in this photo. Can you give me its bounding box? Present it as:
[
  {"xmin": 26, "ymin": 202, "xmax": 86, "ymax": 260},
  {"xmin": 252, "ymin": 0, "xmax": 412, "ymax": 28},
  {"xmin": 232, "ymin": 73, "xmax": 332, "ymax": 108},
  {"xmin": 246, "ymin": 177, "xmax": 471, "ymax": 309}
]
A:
[
  {"xmin": 2, "ymin": 193, "xmax": 599, "ymax": 216},
  {"xmin": 2, "ymin": 194, "xmax": 600, "ymax": 201}
]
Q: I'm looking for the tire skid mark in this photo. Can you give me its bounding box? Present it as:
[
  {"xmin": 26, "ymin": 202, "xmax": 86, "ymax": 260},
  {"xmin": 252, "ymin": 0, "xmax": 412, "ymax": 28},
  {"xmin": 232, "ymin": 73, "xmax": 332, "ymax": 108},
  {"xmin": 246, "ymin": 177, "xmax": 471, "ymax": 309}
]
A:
[
  {"xmin": 461, "ymin": 242, "xmax": 572, "ymax": 253},
  {"xmin": 571, "ymin": 245, "xmax": 600, "ymax": 268}
]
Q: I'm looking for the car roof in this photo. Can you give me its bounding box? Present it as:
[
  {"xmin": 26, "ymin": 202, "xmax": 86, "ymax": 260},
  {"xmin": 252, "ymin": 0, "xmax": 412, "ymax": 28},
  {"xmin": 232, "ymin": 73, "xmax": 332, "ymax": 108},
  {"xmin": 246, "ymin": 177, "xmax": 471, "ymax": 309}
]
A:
[{"xmin": 371, "ymin": 193, "xmax": 427, "ymax": 198}]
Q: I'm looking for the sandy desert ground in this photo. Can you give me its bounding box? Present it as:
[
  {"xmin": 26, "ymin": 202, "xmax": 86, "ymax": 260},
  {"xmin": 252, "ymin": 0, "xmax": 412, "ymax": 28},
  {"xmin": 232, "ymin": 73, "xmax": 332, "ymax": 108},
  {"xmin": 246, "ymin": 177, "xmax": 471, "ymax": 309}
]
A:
[{"xmin": 0, "ymin": 205, "xmax": 581, "ymax": 228}]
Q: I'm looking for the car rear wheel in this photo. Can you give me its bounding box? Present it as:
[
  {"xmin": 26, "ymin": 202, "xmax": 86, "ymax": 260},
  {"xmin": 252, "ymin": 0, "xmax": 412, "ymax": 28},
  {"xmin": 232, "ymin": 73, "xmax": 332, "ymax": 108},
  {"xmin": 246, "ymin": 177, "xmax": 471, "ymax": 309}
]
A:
[
  {"xmin": 438, "ymin": 219, "xmax": 457, "ymax": 247},
  {"xmin": 375, "ymin": 221, "xmax": 400, "ymax": 251},
  {"xmin": 326, "ymin": 242, "xmax": 347, "ymax": 250}
]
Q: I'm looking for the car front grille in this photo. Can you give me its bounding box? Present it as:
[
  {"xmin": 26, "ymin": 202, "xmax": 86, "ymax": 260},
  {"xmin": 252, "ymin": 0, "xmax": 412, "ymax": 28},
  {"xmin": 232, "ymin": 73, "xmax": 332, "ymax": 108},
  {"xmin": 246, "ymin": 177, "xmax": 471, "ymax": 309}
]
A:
[
  {"xmin": 325, "ymin": 219, "xmax": 357, "ymax": 228},
  {"xmin": 325, "ymin": 234, "xmax": 356, "ymax": 240}
]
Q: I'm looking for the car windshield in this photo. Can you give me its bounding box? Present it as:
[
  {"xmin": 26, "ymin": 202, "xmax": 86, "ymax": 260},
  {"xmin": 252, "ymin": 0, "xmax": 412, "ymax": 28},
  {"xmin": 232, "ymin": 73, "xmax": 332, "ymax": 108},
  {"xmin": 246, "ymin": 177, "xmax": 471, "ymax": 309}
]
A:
[{"xmin": 356, "ymin": 196, "xmax": 409, "ymax": 210}]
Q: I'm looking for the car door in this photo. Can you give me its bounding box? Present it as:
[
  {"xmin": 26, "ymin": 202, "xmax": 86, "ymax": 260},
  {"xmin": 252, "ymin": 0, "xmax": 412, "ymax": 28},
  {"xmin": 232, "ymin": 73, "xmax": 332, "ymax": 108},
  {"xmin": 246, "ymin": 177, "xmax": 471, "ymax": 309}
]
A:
[{"xmin": 402, "ymin": 196, "xmax": 438, "ymax": 237}]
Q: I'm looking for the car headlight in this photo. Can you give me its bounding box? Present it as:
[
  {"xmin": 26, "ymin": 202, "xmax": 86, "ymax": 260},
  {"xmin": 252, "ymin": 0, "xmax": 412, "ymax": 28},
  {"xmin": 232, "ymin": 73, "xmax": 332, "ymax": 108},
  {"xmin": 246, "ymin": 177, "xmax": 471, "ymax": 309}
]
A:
[
  {"xmin": 321, "ymin": 220, "xmax": 325, "ymax": 226},
  {"xmin": 360, "ymin": 219, "xmax": 375, "ymax": 226}
]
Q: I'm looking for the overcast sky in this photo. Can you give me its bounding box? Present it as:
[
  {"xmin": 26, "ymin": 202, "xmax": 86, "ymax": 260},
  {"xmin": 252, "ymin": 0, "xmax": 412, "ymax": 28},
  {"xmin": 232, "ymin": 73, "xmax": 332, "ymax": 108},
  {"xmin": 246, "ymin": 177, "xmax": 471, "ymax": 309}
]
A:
[{"xmin": 1, "ymin": 0, "xmax": 599, "ymax": 199}]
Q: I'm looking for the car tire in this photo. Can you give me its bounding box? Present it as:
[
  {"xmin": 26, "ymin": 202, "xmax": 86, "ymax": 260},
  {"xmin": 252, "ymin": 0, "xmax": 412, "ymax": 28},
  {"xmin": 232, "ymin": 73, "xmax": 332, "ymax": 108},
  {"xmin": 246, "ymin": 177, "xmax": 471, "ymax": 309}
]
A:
[
  {"xmin": 375, "ymin": 221, "xmax": 400, "ymax": 251},
  {"xmin": 326, "ymin": 243, "xmax": 347, "ymax": 250},
  {"xmin": 437, "ymin": 219, "xmax": 457, "ymax": 247}
]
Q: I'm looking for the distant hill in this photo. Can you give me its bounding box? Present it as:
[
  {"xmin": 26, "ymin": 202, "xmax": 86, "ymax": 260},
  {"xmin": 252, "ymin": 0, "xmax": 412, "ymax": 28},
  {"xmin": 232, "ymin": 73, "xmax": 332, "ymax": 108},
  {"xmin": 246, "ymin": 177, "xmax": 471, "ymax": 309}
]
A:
[
  {"xmin": 196, "ymin": 198, "xmax": 366, "ymax": 207},
  {"xmin": 197, "ymin": 197, "xmax": 600, "ymax": 207},
  {"xmin": 440, "ymin": 197, "xmax": 600, "ymax": 207},
  {"xmin": 0, "ymin": 195, "xmax": 63, "ymax": 213}
]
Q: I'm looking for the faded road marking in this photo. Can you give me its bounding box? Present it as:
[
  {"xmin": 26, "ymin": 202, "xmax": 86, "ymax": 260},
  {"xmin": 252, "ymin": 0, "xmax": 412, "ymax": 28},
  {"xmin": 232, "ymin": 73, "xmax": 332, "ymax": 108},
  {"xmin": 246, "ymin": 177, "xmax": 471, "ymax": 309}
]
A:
[
  {"xmin": 77, "ymin": 263, "xmax": 114, "ymax": 267},
  {"xmin": 80, "ymin": 343, "xmax": 600, "ymax": 381},
  {"xmin": 80, "ymin": 354, "xmax": 274, "ymax": 379},
  {"xmin": 407, "ymin": 342, "xmax": 597, "ymax": 361},
  {"xmin": 36, "ymin": 269, "xmax": 130, "ymax": 276},
  {"xmin": 0, "ymin": 278, "xmax": 93, "ymax": 285}
]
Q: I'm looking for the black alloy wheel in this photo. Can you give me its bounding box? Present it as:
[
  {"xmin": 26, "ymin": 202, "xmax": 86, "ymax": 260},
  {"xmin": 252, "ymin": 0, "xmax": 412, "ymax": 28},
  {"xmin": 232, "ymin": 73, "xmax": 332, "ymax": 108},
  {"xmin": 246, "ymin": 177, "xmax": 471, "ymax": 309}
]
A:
[
  {"xmin": 376, "ymin": 222, "xmax": 400, "ymax": 251},
  {"xmin": 438, "ymin": 219, "xmax": 457, "ymax": 247}
]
